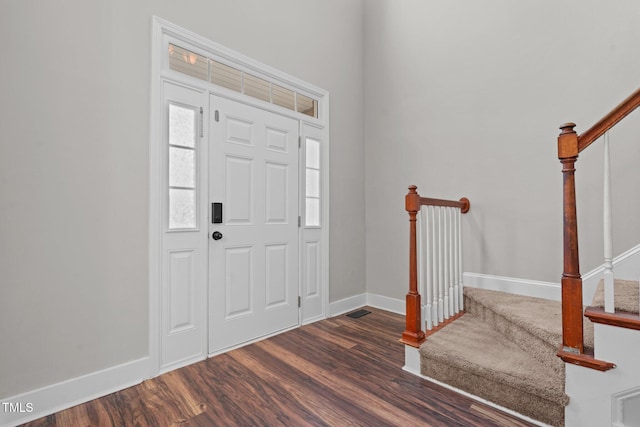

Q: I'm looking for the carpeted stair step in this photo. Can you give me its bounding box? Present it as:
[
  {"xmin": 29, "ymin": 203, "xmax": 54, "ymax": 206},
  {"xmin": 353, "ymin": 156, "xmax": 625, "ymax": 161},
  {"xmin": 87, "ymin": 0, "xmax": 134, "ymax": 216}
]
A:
[
  {"xmin": 420, "ymin": 313, "xmax": 569, "ymax": 426},
  {"xmin": 464, "ymin": 287, "xmax": 594, "ymax": 370},
  {"xmin": 420, "ymin": 285, "xmax": 638, "ymax": 425},
  {"xmin": 591, "ymin": 278, "xmax": 639, "ymax": 314}
]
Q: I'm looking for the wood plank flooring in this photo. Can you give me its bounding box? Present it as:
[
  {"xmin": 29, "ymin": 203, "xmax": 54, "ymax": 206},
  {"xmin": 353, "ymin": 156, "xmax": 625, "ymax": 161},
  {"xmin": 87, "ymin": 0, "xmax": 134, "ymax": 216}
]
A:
[{"xmin": 22, "ymin": 307, "xmax": 535, "ymax": 426}]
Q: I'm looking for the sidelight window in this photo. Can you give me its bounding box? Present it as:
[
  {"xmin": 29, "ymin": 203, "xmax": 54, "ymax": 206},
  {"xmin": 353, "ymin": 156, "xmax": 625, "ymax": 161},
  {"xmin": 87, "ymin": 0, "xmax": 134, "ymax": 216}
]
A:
[
  {"xmin": 305, "ymin": 137, "xmax": 321, "ymax": 227},
  {"xmin": 168, "ymin": 103, "xmax": 198, "ymax": 229}
]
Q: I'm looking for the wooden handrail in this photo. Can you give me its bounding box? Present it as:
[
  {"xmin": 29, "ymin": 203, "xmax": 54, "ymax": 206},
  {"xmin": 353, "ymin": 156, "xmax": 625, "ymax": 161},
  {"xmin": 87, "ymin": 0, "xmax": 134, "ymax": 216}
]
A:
[
  {"xmin": 556, "ymin": 87, "xmax": 639, "ymax": 367},
  {"xmin": 401, "ymin": 185, "xmax": 470, "ymax": 348},
  {"xmin": 420, "ymin": 196, "xmax": 471, "ymax": 213},
  {"xmin": 577, "ymin": 87, "xmax": 640, "ymax": 152}
]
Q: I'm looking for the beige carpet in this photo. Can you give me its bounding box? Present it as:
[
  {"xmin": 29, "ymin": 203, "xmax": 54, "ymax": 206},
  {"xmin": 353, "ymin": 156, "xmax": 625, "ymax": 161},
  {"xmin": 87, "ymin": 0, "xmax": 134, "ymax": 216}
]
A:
[
  {"xmin": 591, "ymin": 279, "xmax": 639, "ymax": 314},
  {"xmin": 420, "ymin": 282, "xmax": 638, "ymax": 426},
  {"xmin": 421, "ymin": 289, "xmax": 570, "ymax": 426}
]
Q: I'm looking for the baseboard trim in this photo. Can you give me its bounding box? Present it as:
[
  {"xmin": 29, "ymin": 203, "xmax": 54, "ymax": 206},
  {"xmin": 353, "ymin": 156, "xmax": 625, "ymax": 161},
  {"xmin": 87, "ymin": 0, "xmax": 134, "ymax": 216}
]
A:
[
  {"xmin": 463, "ymin": 272, "xmax": 561, "ymax": 301},
  {"xmin": 329, "ymin": 293, "xmax": 367, "ymax": 317},
  {"xmin": 366, "ymin": 293, "xmax": 405, "ymax": 315},
  {"xmin": 582, "ymin": 243, "xmax": 640, "ymax": 305},
  {"xmin": 461, "ymin": 244, "xmax": 640, "ymax": 306},
  {"xmin": 411, "ymin": 371, "xmax": 551, "ymax": 427},
  {"xmin": 329, "ymin": 278, "xmax": 566, "ymax": 319},
  {"xmin": 0, "ymin": 357, "xmax": 149, "ymax": 427},
  {"xmin": 329, "ymin": 293, "xmax": 405, "ymax": 318},
  {"xmin": 403, "ymin": 345, "xmax": 421, "ymax": 375},
  {"xmin": 330, "ymin": 272, "xmax": 575, "ymax": 319}
]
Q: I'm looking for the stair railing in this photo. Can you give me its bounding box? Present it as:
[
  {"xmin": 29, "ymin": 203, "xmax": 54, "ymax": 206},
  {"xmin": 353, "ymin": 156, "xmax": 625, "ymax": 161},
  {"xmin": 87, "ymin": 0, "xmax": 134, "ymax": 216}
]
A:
[
  {"xmin": 401, "ymin": 185, "xmax": 470, "ymax": 347},
  {"xmin": 557, "ymin": 87, "xmax": 640, "ymax": 369}
]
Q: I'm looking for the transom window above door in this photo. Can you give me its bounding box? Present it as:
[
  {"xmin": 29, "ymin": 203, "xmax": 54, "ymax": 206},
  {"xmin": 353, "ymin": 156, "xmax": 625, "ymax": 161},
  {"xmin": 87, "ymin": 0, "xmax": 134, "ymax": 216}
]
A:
[{"xmin": 168, "ymin": 43, "xmax": 318, "ymax": 118}]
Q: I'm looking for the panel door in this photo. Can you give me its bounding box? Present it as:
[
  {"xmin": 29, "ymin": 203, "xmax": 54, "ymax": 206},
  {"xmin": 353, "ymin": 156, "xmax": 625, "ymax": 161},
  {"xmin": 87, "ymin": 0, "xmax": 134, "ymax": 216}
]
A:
[{"xmin": 209, "ymin": 95, "xmax": 299, "ymax": 354}]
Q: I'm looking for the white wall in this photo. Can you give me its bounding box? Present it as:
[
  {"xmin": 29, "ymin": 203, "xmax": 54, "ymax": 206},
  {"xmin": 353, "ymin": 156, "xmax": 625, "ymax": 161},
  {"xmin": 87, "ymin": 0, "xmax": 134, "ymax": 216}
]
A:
[
  {"xmin": 364, "ymin": 0, "xmax": 640, "ymax": 300},
  {"xmin": 566, "ymin": 325, "xmax": 640, "ymax": 427},
  {"xmin": 0, "ymin": 0, "xmax": 365, "ymax": 399}
]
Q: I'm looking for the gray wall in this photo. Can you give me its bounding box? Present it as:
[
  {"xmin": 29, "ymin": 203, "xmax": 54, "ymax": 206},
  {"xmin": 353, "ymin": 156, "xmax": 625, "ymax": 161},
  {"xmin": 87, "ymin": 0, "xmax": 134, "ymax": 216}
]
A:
[
  {"xmin": 0, "ymin": 0, "xmax": 365, "ymax": 398},
  {"xmin": 3, "ymin": 0, "xmax": 639, "ymax": 403},
  {"xmin": 364, "ymin": 0, "xmax": 640, "ymax": 299}
]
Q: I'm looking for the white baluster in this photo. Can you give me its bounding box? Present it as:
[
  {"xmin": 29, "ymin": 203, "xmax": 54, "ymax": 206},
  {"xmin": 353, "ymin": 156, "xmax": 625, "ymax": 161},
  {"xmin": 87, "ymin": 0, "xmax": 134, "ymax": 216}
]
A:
[
  {"xmin": 603, "ymin": 131, "xmax": 615, "ymax": 313},
  {"xmin": 417, "ymin": 206, "xmax": 425, "ymax": 328},
  {"xmin": 443, "ymin": 207, "xmax": 450, "ymax": 320},
  {"xmin": 438, "ymin": 206, "xmax": 445, "ymax": 323},
  {"xmin": 452, "ymin": 207, "xmax": 459, "ymax": 315},
  {"xmin": 457, "ymin": 207, "xmax": 464, "ymax": 311},
  {"xmin": 422, "ymin": 206, "xmax": 433, "ymax": 330},
  {"xmin": 404, "ymin": 187, "xmax": 471, "ymax": 339},
  {"xmin": 419, "ymin": 200, "xmax": 467, "ymax": 325},
  {"xmin": 447, "ymin": 207, "xmax": 455, "ymax": 317},
  {"xmin": 431, "ymin": 205, "xmax": 439, "ymax": 327}
]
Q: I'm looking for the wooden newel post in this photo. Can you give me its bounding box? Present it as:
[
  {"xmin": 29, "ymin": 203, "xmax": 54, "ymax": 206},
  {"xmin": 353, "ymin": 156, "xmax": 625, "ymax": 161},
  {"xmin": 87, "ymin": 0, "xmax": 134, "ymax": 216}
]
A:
[
  {"xmin": 401, "ymin": 185, "xmax": 426, "ymax": 347},
  {"xmin": 558, "ymin": 123, "xmax": 584, "ymax": 354}
]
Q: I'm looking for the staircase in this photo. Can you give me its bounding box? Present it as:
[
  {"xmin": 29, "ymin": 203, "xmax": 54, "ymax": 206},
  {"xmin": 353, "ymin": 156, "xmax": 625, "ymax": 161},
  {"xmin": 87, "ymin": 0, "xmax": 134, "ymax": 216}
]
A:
[
  {"xmin": 402, "ymin": 87, "xmax": 640, "ymax": 426},
  {"xmin": 420, "ymin": 288, "xmax": 580, "ymax": 426},
  {"xmin": 418, "ymin": 281, "xmax": 638, "ymax": 427}
]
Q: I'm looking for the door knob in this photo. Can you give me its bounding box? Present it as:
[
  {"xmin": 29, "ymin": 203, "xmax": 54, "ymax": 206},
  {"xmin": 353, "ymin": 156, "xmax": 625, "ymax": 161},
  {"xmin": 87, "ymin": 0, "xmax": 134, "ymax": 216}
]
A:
[{"xmin": 212, "ymin": 231, "xmax": 223, "ymax": 240}]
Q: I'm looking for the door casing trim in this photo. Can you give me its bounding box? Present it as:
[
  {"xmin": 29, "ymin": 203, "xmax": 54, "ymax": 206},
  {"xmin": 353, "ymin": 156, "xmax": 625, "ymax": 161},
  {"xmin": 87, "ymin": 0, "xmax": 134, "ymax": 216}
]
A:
[{"xmin": 149, "ymin": 16, "xmax": 330, "ymax": 378}]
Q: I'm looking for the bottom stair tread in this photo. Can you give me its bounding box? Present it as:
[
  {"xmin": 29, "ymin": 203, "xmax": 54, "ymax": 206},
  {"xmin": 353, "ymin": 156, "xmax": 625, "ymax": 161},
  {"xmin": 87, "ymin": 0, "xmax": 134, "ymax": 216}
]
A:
[{"xmin": 421, "ymin": 313, "xmax": 568, "ymax": 426}]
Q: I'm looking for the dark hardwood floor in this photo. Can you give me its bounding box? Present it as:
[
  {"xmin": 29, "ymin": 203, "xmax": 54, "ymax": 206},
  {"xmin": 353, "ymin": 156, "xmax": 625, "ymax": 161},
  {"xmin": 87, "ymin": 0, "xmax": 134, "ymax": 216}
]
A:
[{"xmin": 22, "ymin": 307, "xmax": 534, "ymax": 426}]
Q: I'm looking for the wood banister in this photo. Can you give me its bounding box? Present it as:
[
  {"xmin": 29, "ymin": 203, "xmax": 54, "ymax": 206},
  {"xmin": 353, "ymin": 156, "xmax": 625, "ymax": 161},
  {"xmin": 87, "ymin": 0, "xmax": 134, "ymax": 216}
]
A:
[
  {"xmin": 401, "ymin": 185, "xmax": 470, "ymax": 348},
  {"xmin": 402, "ymin": 186, "xmax": 426, "ymax": 347},
  {"xmin": 556, "ymin": 87, "xmax": 639, "ymax": 364},
  {"xmin": 577, "ymin": 87, "xmax": 640, "ymax": 152},
  {"xmin": 419, "ymin": 197, "xmax": 471, "ymax": 213},
  {"xmin": 557, "ymin": 123, "xmax": 585, "ymax": 354}
]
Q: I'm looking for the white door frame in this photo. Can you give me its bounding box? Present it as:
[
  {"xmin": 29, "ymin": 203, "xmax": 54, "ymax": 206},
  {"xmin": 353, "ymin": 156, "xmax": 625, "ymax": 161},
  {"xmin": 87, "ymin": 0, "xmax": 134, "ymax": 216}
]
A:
[{"xmin": 149, "ymin": 16, "xmax": 330, "ymax": 378}]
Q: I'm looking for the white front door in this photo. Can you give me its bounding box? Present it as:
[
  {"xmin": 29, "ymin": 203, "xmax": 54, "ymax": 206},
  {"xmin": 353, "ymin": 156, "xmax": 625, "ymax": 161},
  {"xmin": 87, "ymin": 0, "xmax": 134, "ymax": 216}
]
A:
[{"xmin": 208, "ymin": 95, "xmax": 300, "ymax": 354}]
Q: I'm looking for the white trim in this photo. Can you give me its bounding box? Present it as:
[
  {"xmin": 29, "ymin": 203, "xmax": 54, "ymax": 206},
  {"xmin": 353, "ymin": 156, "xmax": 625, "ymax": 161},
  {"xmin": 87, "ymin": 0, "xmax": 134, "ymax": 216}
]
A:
[
  {"xmin": 330, "ymin": 274, "xmax": 565, "ymax": 320},
  {"xmin": 404, "ymin": 369, "xmax": 552, "ymax": 427},
  {"xmin": 148, "ymin": 16, "xmax": 164, "ymax": 379},
  {"xmin": 150, "ymin": 16, "xmax": 330, "ymax": 379},
  {"xmin": 155, "ymin": 16, "xmax": 327, "ymax": 121},
  {"xmin": 403, "ymin": 345, "xmax": 421, "ymax": 375},
  {"xmin": 353, "ymin": 270, "xmax": 607, "ymax": 319},
  {"xmin": 328, "ymin": 293, "xmax": 407, "ymax": 317},
  {"xmin": 463, "ymin": 272, "xmax": 561, "ymax": 301},
  {"xmin": 612, "ymin": 386, "xmax": 640, "ymax": 427},
  {"xmin": 158, "ymin": 353, "xmax": 206, "ymax": 376},
  {"xmin": 460, "ymin": 243, "xmax": 640, "ymax": 306},
  {"xmin": 366, "ymin": 293, "xmax": 405, "ymax": 315},
  {"xmin": 299, "ymin": 122, "xmax": 330, "ymax": 325},
  {"xmin": 582, "ymin": 242, "xmax": 640, "ymax": 305},
  {"xmin": 302, "ymin": 313, "xmax": 326, "ymax": 325},
  {"xmin": 329, "ymin": 293, "xmax": 367, "ymax": 317},
  {"xmin": 0, "ymin": 357, "xmax": 149, "ymax": 427}
]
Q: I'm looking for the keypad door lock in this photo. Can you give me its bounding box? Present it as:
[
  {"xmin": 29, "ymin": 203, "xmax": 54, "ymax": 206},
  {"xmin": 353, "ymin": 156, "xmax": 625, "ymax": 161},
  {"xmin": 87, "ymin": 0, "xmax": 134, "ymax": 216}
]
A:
[{"xmin": 212, "ymin": 203, "xmax": 223, "ymax": 224}]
